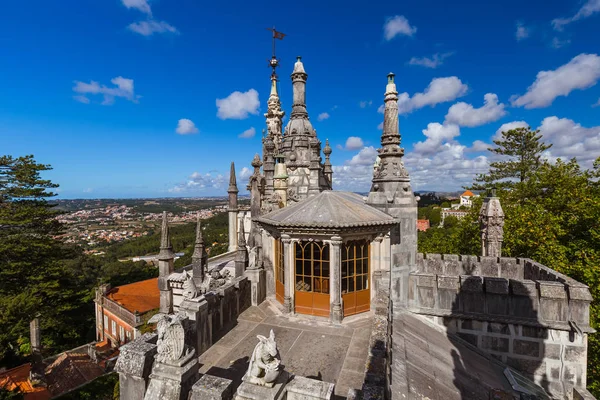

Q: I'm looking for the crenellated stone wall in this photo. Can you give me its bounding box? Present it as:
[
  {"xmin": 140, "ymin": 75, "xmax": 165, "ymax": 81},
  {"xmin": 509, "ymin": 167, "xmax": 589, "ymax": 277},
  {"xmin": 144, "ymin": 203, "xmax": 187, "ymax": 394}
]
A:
[{"xmin": 408, "ymin": 253, "xmax": 594, "ymax": 396}]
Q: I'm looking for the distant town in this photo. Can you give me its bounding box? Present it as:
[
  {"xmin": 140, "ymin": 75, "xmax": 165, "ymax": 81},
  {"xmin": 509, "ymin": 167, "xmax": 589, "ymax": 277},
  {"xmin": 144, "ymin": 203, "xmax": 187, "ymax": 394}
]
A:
[{"xmin": 52, "ymin": 197, "xmax": 245, "ymax": 249}]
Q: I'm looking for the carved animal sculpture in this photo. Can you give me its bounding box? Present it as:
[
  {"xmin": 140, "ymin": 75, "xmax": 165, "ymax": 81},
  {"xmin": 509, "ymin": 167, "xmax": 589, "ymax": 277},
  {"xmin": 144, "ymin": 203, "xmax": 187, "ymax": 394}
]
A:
[{"xmin": 245, "ymin": 329, "xmax": 281, "ymax": 387}]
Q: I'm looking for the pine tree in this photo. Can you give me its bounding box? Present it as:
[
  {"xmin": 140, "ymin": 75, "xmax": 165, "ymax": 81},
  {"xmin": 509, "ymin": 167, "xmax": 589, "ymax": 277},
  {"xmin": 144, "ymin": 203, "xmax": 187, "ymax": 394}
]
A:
[
  {"xmin": 471, "ymin": 127, "xmax": 552, "ymax": 190},
  {"xmin": 0, "ymin": 155, "xmax": 94, "ymax": 368}
]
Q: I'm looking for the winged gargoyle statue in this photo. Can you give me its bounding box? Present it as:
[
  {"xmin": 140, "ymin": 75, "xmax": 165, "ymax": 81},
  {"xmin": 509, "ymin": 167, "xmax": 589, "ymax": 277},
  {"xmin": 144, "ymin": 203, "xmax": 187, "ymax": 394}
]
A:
[{"xmin": 147, "ymin": 313, "xmax": 188, "ymax": 363}]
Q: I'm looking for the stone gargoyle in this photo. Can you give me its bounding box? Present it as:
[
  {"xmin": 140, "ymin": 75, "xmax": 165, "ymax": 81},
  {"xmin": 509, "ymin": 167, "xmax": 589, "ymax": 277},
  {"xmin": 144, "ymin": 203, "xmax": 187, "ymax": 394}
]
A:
[
  {"xmin": 147, "ymin": 313, "xmax": 189, "ymax": 363},
  {"xmin": 243, "ymin": 329, "xmax": 282, "ymax": 387}
]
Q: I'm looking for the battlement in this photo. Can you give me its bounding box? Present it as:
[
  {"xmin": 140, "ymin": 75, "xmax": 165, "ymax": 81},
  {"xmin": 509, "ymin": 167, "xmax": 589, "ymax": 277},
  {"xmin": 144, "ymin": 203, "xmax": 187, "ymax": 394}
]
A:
[{"xmin": 409, "ymin": 253, "xmax": 593, "ymax": 394}]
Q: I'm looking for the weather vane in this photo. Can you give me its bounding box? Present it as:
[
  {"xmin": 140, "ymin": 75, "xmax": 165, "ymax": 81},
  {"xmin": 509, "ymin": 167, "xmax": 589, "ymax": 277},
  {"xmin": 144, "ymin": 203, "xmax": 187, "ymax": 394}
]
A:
[{"xmin": 266, "ymin": 26, "xmax": 286, "ymax": 78}]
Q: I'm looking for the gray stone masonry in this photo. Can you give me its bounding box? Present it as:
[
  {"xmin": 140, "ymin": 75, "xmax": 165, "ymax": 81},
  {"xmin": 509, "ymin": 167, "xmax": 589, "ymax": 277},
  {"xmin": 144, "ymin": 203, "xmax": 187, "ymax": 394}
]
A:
[
  {"xmin": 235, "ymin": 370, "xmax": 289, "ymax": 400},
  {"xmin": 285, "ymin": 376, "xmax": 334, "ymax": 400},
  {"xmin": 409, "ymin": 253, "xmax": 594, "ymax": 397},
  {"xmin": 244, "ymin": 267, "xmax": 266, "ymax": 306},
  {"xmin": 115, "ymin": 333, "xmax": 158, "ymax": 400},
  {"xmin": 361, "ymin": 287, "xmax": 392, "ymax": 400},
  {"xmin": 189, "ymin": 375, "xmax": 234, "ymax": 400},
  {"xmin": 144, "ymin": 350, "xmax": 199, "ymax": 400}
]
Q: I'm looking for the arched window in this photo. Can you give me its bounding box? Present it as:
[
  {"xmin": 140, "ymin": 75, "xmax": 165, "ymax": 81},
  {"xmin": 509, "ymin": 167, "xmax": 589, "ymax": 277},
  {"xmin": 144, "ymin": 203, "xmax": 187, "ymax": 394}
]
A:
[
  {"xmin": 295, "ymin": 241, "xmax": 330, "ymax": 294},
  {"xmin": 342, "ymin": 240, "xmax": 370, "ymax": 316}
]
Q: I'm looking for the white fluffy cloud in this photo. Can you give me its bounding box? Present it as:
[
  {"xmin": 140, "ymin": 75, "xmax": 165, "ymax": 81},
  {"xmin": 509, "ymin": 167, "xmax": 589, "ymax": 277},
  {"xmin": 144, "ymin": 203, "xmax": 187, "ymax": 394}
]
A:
[
  {"xmin": 359, "ymin": 100, "xmax": 373, "ymax": 108},
  {"xmin": 238, "ymin": 127, "xmax": 256, "ymax": 139},
  {"xmin": 511, "ymin": 53, "xmax": 600, "ymax": 108},
  {"xmin": 128, "ymin": 20, "xmax": 178, "ymax": 36},
  {"xmin": 383, "ymin": 15, "xmax": 417, "ymax": 40},
  {"xmin": 122, "ymin": 0, "xmax": 151, "ymax": 15},
  {"xmin": 216, "ymin": 89, "xmax": 260, "ymax": 119},
  {"xmin": 72, "ymin": 76, "xmax": 140, "ymax": 105},
  {"xmin": 344, "ymin": 136, "xmax": 364, "ymax": 150},
  {"xmin": 594, "ymin": 98, "xmax": 600, "ymax": 107},
  {"xmin": 413, "ymin": 123, "xmax": 461, "ymax": 155},
  {"xmin": 331, "ymin": 147, "xmax": 379, "ymax": 191},
  {"xmin": 317, "ymin": 112, "xmax": 330, "ymax": 121},
  {"xmin": 468, "ymin": 140, "xmax": 490, "ymax": 152},
  {"xmin": 516, "ymin": 22, "xmax": 530, "ymax": 41},
  {"xmin": 384, "ymin": 77, "xmax": 468, "ymax": 114},
  {"xmin": 121, "ymin": 0, "xmax": 178, "ymax": 36},
  {"xmin": 444, "ymin": 93, "xmax": 506, "ymax": 127},
  {"xmin": 552, "ymin": 0, "xmax": 600, "ymax": 30},
  {"xmin": 176, "ymin": 119, "xmax": 199, "ymax": 135},
  {"xmin": 409, "ymin": 52, "xmax": 453, "ymax": 69},
  {"xmin": 169, "ymin": 171, "xmax": 227, "ymax": 193},
  {"xmin": 538, "ymin": 116, "xmax": 600, "ymax": 166}
]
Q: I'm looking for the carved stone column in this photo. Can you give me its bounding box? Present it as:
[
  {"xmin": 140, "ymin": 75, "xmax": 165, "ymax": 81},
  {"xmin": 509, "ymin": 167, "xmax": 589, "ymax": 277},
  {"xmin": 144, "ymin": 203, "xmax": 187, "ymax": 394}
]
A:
[
  {"xmin": 371, "ymin": 235, "xmax": 384, "ymax": 303},
  {"xmin": 330, "ymin": 235, "xmax": 343, "ymax": 324},
  {"xmin": 479, "ymin": 190, "xmax": 505, "ymax": 258},
  {"xmin": 281, "ymin": 234, "xmax": 293, "ymax": 313}
]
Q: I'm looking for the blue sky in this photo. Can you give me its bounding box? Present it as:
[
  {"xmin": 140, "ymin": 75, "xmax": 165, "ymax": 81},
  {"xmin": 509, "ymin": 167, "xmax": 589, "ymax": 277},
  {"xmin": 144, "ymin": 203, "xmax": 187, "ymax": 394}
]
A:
[{"xmin": 1, "ymin": 0, "xmax": 599, "ymax": 198}]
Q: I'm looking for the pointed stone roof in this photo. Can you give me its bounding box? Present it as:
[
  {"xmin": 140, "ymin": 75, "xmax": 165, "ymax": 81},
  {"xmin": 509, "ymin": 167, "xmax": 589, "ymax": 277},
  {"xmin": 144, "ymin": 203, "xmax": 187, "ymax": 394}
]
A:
[
  {"xmin": 257, "ymin": 191, "xmax": 396, "ymax": 229},
  {"xmin": 228, "ymin": 162, "xmax": 238, "ymax": 193},
  {"xmin": 158, "ymin": 211, "xmax": 175, "ymax": 260},
  {"xmin": 191, "ymin": 213, "xmax": 207, "ymax": 264}
]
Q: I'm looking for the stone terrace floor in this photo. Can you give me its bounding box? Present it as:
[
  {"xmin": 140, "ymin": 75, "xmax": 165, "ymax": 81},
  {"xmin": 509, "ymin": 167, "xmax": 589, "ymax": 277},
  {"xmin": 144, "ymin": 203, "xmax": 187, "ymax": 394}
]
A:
[{"xmin": 198, "ymin": 299, "xmax": 372, "ymax": 399}]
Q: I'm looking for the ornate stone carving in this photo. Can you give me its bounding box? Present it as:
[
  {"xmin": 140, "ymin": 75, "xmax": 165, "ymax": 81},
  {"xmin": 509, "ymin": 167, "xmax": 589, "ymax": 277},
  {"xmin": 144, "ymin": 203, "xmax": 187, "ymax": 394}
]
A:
[
  {"xmin": 182, "ymin": 274, "xmax": 198, "ymax": 300},
  {"xmin": 243, "ymin": 329, "xmax": 282, "ymax": 387},
  {"xmin": 148, "ymin": 313, "xmax": 189, "ymax": 363}
]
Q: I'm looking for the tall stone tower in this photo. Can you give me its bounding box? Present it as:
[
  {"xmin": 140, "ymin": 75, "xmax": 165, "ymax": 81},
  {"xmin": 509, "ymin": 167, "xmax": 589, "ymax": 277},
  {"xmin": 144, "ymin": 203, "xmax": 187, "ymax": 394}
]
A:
[
  {"xmin": 157, "ymin": 211, "xmax": 175, "ymax": 314},
  {"xmin": 280, "ymin": 57, "xmax": 331, "ymax": 202},
  {"xmin": 367, "ymin": 73, "xmax": 418, "ymax": 308}
]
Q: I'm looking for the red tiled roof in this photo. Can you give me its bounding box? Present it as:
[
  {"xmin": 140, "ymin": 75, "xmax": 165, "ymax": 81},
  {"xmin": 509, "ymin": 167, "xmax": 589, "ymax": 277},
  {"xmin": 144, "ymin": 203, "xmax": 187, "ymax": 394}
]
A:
[
  {"xmin": 106, "ymin": 277, "xmax": 159, "ymax": 314},
  {"xmin": 45, "ymin": 353, "xmax": 104, "ymax": 396},
  {"xmin": 0, "ymin": 364, "xmax": 50, "ymax": 400},
  {"xmin": 0, "ymin": 352, "xmax": 104, "ymax": 399},
  {"xmin": 461, "ymin": 190, "xmax": 475, "ymax": 197}
]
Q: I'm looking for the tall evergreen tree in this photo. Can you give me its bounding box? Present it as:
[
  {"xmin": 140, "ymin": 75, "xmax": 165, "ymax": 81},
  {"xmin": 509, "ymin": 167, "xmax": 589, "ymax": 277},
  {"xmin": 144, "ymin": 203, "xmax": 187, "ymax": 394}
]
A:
[
  {"xmin": 471, "ymin": 127, "xmax": 552, "ymax": 190},
  {"xmin": 0, "ymin": 155, "xmax": 94, "ymax": 368}
]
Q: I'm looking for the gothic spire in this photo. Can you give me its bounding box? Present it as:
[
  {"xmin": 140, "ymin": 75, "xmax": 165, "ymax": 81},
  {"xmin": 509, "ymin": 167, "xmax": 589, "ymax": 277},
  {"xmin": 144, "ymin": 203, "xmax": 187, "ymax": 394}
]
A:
[
  {"xmin": 290, "ymin": 56, "xmax": 309, "ymax": 120},
  {"xmin": 372, "ymin": 73, "xmax": 410, "ymax": 185},
  {"xmin": 228, "ymin": 162, "xmax": 238, "ymax": 194},
  {"xmin": 192, "ymin": 212, "xmax": 207, "ymax": 264},
  {"xmin": 158, "ymin": 211, "xmax": 174, "ymax": 260}
]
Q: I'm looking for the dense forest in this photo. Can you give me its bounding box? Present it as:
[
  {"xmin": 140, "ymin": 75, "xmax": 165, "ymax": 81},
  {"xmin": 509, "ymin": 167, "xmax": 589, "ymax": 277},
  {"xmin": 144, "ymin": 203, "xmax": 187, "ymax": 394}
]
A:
[
  {"xmin": 0, "ymin": 155, "xmax": 230, "ymax": 373},
  {"xmin": 418, "ymin": 128, "xmax": 600, "ymax": 396}
]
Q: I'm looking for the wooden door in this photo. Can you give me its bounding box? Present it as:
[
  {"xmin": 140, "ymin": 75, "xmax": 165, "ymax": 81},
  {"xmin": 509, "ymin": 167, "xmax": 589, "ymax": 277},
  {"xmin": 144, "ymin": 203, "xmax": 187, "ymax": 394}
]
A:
[
  {"xmin": 294, "ymin": 241, "xmax": 330, "ymax": 317},
  {"xmin": 274, "ymin": 238, "xmax": 284, "ymax": 304},
  {"xmin": 342, "ymin": 241, "xmax": 370, "ymax": 316}
]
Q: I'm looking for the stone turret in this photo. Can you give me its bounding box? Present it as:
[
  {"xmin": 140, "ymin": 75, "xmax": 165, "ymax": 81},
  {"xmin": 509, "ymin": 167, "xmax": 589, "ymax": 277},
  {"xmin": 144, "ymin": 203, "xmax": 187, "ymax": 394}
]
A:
[
  {"xmin": 235, "ymin": 219, "xmax": 248, "ymax": 277},
  {"xmin": 263, "ymin": 74, "xmax": 285, "ymax": 201},
  {"xmin": 158, "ymin": 211, "xmax": 175, "ymax": 314},
  {"xmin": 479, "ymin": 189, "xmax": 505, "ymax": 257},
  {"xmin": 227, "ymin": 162, "xmax": 238, "ymax": 252},
  {"xmin": 191, "ymin": 213, "xmax": 208, "ymax": 286},
  {"xmin": 367, "ymin": 73, "xmax": 418, "ymax": 308},
  {"xmin": 280, "ymin": 57, "xmax": 328, "ymax": 202}
]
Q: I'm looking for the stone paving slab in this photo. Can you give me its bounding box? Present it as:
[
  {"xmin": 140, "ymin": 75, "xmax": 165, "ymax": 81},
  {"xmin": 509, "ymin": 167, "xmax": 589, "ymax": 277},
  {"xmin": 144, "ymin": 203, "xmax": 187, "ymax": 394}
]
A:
[{"xmin": 197, "ymin": 301, "xmax": 373, "ymax": 399}]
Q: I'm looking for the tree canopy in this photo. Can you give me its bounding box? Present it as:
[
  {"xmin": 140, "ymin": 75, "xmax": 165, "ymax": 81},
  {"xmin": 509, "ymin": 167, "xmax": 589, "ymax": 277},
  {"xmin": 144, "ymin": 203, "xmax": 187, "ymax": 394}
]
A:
[{"xmin": 471, "ymin": 126, "xmax": 552, "ymax": 191}]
